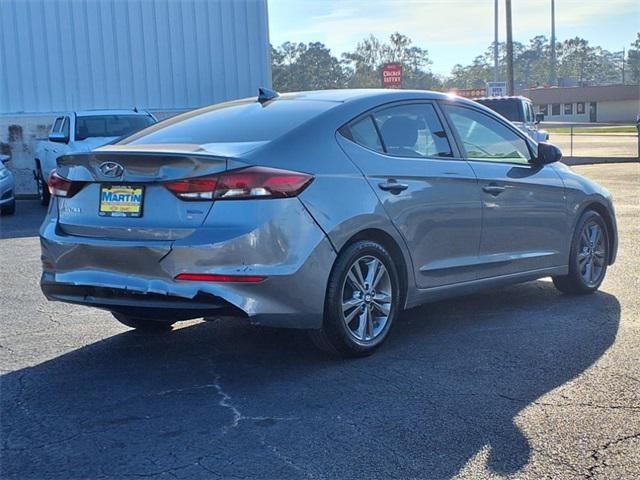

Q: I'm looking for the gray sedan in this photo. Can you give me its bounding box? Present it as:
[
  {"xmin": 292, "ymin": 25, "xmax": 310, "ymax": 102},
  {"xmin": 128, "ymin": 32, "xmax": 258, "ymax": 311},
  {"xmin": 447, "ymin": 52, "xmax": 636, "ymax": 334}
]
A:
[
  {"xmin": 0, "ymin": 155, "xmax": 15, "ymax": 215},
  {"xmin": 39, "ymin": 89, "xmax": 617, "ymax": 356}
]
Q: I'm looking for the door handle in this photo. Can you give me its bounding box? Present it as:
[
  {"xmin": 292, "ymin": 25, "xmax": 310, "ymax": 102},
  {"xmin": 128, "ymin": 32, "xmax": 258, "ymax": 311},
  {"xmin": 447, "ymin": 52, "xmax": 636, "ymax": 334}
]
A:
[
  {"xmin": 378, "ymin": 180, "xmax": 409, "ymax": 194},
  {"xmin": 482, "ymin": 184, "xmax": 506, "ymax": 195}
]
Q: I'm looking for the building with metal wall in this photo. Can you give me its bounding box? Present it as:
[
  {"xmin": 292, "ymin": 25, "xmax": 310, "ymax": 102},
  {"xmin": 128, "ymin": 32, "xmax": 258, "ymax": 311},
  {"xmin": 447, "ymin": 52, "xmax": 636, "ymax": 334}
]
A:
[{"xmin": 0, "ymin": 0, "xmax": 272, "ymax": 194}]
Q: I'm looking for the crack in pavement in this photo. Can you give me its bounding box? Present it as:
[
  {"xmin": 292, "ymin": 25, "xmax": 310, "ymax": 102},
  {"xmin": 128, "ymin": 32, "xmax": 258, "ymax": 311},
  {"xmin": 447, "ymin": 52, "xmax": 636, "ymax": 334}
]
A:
[{"xmin": 585, "ymin": 431, "xmax": 640, "ymax": 479}]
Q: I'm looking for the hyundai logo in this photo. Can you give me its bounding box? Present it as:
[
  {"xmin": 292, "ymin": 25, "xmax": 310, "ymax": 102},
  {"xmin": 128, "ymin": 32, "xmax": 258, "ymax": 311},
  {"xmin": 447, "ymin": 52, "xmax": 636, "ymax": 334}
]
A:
[{"xmin": 99, "ymin": 161, "xmax": 124, "ymax": 178}]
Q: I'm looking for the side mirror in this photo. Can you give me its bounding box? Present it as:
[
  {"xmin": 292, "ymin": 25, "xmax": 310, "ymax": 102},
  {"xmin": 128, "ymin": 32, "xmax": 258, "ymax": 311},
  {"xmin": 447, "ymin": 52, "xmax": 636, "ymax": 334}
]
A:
[
  {"xmin": 49, "ymin": 132, "xmax": 69, "ymax": 144},
  {"xmin": 535, "ymin": 113, "xmax": 545, "ymax": 124},
  {"xmin": 0, "ymin": 154, "xmax": 10, "ymax": 164},
  {"xmin": 534, "ymin": 142, "xmax": 562, "ymax": 165}
]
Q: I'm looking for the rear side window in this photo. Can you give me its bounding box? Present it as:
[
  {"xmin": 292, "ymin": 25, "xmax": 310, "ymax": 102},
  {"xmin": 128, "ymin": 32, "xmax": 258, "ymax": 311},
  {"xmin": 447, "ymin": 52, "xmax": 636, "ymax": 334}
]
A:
[
  {"xmin": 346, "ymin": 116, "xmax": 384, "ymax": 153},
  {"xmin": 373, "ymin": 104, "xmax": 453, "ymax": 158},
  {"xmin": 120, "ymin": 99, "xmax": 333, "ymax": 145},
  {"xmin": 76, "ymin": 115, "xmax": 156, "ymax": 140}
]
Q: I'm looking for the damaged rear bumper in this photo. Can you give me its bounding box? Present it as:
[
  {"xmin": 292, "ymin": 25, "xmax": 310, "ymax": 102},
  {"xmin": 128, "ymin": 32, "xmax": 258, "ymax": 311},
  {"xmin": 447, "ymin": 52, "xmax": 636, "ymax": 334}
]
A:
[{"xmin": 39, "ymin": 198, "xmax": 337, "ymax": 329}]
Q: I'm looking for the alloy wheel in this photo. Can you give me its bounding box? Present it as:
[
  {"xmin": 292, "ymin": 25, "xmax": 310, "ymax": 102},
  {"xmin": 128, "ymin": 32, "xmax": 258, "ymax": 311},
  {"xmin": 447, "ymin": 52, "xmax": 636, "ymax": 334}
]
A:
[
  {"xmin": 578, "ymin": 221, "xmax": 607, "ymax": 287},
  {"xmin": 341, "ymin": 255, "xmax": 393, "ymax": 343}
]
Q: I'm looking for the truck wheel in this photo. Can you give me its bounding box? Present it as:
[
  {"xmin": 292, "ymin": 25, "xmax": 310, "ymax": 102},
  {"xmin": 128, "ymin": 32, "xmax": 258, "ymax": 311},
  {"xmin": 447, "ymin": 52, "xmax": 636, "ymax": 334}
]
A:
[
  {"xmin": 36, "ymin": 166, "xmax": 50, "ymax": 206},
  {"xmin": 1, "ymin": 199, "xmax": 15, "ymax": 215},
  {"xmin": 111, "ymin": 312, "xmax": 175, "ymax": 332}
]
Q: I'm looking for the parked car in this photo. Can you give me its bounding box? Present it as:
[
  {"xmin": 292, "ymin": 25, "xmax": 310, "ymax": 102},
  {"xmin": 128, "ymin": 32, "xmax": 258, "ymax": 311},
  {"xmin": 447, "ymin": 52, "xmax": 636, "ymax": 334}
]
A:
[
  {"xmin": 473, "ymin": 96, "xmax": 549, "ymax": 142},
  {"xmin": 0, "ymin": 155, "xmax": 15, "ymax": 215},
  {"xmin": 34, "ymin": 109, "xmax": 157, "ymax": 205},
  {"xmin": 39, "ymin": 89, "xmax": 617, "ymax": 357}
]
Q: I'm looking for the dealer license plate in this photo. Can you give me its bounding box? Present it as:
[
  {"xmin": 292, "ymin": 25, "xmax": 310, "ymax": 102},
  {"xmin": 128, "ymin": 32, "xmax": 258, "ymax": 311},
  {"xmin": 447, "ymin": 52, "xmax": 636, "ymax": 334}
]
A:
[{"xmin": 99, "ymin": 185, "xmax": 144, "ymax": 217}]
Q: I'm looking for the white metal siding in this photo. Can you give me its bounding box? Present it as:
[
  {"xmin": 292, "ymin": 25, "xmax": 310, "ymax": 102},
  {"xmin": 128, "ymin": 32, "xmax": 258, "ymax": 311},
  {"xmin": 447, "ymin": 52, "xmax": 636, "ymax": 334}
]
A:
[{"xmin": 0, "ymin": 0, "xmax": 272, "ymax": 114}]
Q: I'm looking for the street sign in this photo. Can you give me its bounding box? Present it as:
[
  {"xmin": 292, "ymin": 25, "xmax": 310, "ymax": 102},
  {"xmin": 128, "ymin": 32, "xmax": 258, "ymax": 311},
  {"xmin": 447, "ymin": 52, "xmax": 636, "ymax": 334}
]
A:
[
  {"xmin": 486, "ymin": 81, "xmax": 507, "ymax": 97},
  {"xmin": 382, "ymin": 64, "xmax": 402, "ymax": 88}
]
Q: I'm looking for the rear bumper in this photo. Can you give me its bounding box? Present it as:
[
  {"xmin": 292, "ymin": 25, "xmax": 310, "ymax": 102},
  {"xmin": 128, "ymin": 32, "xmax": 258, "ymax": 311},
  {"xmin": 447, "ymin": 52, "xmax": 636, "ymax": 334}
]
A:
[
  {"xmin": 41, "ymin": 277, "xmax": 243, "ymax": 320},
  {"xmin": 39, "ymin": 198, "xmax": 337, "ymax": 329}
]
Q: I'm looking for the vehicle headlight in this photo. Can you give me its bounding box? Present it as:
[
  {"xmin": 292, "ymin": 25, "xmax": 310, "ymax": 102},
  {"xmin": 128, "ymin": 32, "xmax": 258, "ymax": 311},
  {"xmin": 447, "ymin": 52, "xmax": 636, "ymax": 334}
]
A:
[{"xmin": 0, "ymin": 169, "xmax": 9, "ymax": 180}]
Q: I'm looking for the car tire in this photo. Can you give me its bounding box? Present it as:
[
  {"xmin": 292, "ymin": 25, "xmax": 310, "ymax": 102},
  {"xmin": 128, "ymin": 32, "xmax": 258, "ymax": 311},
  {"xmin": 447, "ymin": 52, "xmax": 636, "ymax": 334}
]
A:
[
  {"xmin": 111, "ymin": 312, "xmax": 175, "ymax": 331},
  {"xmin": 1, "ymin": 199, "xmax": 15, "ymax": 215},
  {"xmin": 309, "ymin": 240, "xmax": 401, "ymax": 357},
  {"xmin": 36, "ymin": 166, "xmax": 50, "ymax": 206},
  {"xmin": 552, "ymin": 210, "xmax": 609, "ymax": 295}
]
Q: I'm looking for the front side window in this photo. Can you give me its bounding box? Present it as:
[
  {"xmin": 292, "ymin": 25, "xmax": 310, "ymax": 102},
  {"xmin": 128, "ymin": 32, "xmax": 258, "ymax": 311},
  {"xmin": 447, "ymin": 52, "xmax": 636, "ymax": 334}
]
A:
[
  {"xmin": 577, "ymin": 102, "xmax": 585, "ymax": 114},
  {"xmin": 443, "ymin": 105, "xmax": 532, "ymax": 164},
  {"xmin": 551, "ymin": 104, "xmax": 560, "ymax": 116},
  {"xmin": 52, "ymin": 117, "xmax": 63, "ymax": 133},
  {"xmin": 61, "ymin": 117, "xmax": 70, "ymax": 138},
  {"xmin": 564, "ymin": 103, "xmax": 573, "ymax": 115},
  {"xmin": 539, "ymin": 104, "xmax": 548, "ymax": 115},
  {"xmin": 372, "ymin": 104, "xmax": 453, "ymax": 158}
]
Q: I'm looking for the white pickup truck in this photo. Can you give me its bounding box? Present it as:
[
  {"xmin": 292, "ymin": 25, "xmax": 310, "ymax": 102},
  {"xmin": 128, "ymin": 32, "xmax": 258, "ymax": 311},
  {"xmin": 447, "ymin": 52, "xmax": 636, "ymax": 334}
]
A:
[
  {"xmin": 473, "ymin": 96, "xmax": 549, "ymax": 143},
  {"xmin": 34, "ymin": 109, "xmax": 157, "ymax": 204}
]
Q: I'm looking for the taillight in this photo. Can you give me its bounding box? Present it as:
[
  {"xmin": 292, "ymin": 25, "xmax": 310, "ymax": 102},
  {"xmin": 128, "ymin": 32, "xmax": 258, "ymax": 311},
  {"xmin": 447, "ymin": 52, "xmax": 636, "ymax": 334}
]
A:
[
  {"xmin": 165, "ymin": 166, "xmax": 313, "ymax": 201},
  {"xmin": 48, "ymin": 170, "xmax": 85, "ymax": 198}
]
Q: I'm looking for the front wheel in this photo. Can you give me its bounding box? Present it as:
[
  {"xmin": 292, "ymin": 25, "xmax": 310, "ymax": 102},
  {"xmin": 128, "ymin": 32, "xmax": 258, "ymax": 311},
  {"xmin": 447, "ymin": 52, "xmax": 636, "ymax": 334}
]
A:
[
  {"xmin": 309, "ymin": 240, "xmax": 401, "ymax": 357},
  {"xmin": 553, "ymin": 210, "xmax": 609, "ymax": 295},
  {"xmin": 111, "ymin": 312, "xmax": 175, "ymax": 332}
]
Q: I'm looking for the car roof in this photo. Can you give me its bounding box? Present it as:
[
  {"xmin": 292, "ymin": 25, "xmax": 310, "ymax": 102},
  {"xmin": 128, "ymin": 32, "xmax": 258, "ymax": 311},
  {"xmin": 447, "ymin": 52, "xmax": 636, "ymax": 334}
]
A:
[
  {"xmin": 74, "ymin": 109, "xmax": 152, "ymax": 117},
  {"xmin": 277, "ymin": 88, "xmax": 469, "ymax": 104}
]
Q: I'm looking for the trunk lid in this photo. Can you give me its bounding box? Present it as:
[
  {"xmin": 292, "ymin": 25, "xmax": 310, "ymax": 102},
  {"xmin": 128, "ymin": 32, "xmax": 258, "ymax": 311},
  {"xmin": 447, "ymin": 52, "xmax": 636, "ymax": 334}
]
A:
[{"xmin": 55, "ymin": 149, "xmax": 228, "ymax": 241}]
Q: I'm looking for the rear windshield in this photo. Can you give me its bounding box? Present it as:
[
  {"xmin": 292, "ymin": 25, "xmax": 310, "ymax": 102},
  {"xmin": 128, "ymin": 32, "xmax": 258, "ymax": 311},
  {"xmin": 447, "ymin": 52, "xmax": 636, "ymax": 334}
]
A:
[
  {"xmin": 118, "ymin": 99, "xmax": 333, "ymax": 146},
  {"xmin": 475, "ymin": 100, "xmax": 523, "ymax": 122},
  {"xmin": 76, "ymin": 115, "xmax": 156, "ymax": 140}
]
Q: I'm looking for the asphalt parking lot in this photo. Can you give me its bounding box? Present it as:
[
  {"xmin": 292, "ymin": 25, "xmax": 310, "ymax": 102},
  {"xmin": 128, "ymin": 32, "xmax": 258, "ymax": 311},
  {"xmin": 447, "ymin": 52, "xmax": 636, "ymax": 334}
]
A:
[{"xmin": 1, "ymin": 163, "xmax": 638, "ymax": 479}]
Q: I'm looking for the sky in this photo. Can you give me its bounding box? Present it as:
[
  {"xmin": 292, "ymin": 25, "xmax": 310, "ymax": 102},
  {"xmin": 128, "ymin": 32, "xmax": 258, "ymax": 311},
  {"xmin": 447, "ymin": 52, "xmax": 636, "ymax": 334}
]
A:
[{"xmin": 268, "ymin": 0, "xmax": 640, "ymax": 76}]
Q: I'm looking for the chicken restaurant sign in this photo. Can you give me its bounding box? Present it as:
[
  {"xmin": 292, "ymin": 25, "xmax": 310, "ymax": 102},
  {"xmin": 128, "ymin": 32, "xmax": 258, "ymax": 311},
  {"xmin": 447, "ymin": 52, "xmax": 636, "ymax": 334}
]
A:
[{"xmin": 382, "ymin": 63, "xmax": 402, "ymax": 88}]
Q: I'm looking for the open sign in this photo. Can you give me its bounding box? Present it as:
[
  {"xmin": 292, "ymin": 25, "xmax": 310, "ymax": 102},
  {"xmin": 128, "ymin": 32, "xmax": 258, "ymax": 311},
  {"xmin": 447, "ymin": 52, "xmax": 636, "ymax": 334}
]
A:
[{"xmin": 382, "ymin": 64, "xmax": 402, "ymax": 88}]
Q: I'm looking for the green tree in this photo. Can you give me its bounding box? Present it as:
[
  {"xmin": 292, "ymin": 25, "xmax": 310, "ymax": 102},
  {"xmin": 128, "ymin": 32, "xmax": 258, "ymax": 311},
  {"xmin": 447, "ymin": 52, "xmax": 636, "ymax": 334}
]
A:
[
  {"xmin": 271, "ymin": 42, "xmax": 347, "ymax": 92},
  {"xmin": 341, "ymin": 33, "xmax": 440, "ymax": 89},
  {"xmin": 627, "ymin": 32, "xmax": 640, "ymax": 83}
]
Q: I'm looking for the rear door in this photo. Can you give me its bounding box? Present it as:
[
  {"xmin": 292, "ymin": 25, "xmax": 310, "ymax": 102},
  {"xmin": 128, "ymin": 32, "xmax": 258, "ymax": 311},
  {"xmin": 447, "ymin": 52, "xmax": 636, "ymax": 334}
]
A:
[
  {"xmin": 339, "ymin": 101, "xmax": 482, "ymax": 288},
  {"xmin": 441, "ymin": 103, "xmax": 567, "ymax": 278}
]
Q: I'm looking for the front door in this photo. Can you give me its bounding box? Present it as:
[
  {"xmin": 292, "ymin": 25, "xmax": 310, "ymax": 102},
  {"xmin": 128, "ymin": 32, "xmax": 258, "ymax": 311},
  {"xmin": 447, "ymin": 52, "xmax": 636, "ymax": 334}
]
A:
[
  {"xmin": 338, "ymin": 102, "xmax": 482, "ymax": 288},
  {"xmin": 442, "ymin": 103, "xmax": 567, "ymax": 279}
]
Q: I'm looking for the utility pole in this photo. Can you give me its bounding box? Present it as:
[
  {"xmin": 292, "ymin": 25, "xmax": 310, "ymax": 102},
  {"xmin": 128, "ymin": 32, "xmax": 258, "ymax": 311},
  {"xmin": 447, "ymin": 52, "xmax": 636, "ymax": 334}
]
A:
[
  {"xmin": 494, "ymin": 0, "xmax": 499, "ymax": 82},
  {"xmin": 505, "ymin": 0, "xmax": 514, "ymax": 95},
  {"xmin": 550, "ymin": 0, "xmax": 557, "ymax": 85}
]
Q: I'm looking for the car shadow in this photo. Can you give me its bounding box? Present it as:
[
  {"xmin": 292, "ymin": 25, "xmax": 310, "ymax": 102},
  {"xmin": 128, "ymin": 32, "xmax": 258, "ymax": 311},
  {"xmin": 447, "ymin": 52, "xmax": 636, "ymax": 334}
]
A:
[{"xmin": 1, "ymin": 280, "xmax": 620, "ymax": 479}]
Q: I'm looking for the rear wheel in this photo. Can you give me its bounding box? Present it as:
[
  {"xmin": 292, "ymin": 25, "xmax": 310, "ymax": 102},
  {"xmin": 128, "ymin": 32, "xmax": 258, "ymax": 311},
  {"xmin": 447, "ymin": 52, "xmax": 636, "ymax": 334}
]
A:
[
  {"xmin": 36, "ymin": 166, "xmax": 50, "ymax": 206},
  {"xmin": 553, "ymin": 210, "xmax": 609, "ymax": 295},
  {"xmin": 309, "ymin": 240, "xmax": 401, "ymax": 357},
  {"xmin": 111, "ymin": 312, "xmax": 175, "ymax": 331}
]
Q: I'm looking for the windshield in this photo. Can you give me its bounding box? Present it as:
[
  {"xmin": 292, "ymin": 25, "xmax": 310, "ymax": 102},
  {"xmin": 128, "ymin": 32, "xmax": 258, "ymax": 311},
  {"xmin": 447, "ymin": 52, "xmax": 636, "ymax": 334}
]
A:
[
  {"xmin": 118, "ymin": 98, "xmax": 334, "ymax": 146},
  {"xmin": 475, "ymin": 100, "xmax": 523, "ymax": 122},
  {"xmin": 75, "ymin": 115, "xmax": 156, "ymax": 140}
]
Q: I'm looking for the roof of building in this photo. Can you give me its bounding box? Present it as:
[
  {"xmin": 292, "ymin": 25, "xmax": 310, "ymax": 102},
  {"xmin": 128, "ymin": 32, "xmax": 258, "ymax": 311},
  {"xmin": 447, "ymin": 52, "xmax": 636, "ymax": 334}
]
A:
[{"xmin": 523, "ymin": 84, "xmax": 640, "ymax": 104}]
